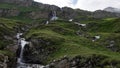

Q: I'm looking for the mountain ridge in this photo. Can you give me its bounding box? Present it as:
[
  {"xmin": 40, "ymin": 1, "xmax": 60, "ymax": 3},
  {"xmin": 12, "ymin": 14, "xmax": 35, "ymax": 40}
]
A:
[
  {"xmin": 104, "ymin": 7, "xmax": 120, "ymax": 13},
  {"xmin": 0, "ymin": 1, "xmax": 120, "ymax": 68}
]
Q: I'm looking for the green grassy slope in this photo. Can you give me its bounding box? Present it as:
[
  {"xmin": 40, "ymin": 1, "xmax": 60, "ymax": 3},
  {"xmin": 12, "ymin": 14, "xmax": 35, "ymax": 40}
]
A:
[
  {"xmin": 0, "ymin": 2, "xmax": 120, "ymax": 67},
  {"xmin": 25, "ymin": 19, "xmax": 120, "ymax": 65},
  {"xmin": 0, "ymin": 18, "xmax": 26, "ymax": 59}
]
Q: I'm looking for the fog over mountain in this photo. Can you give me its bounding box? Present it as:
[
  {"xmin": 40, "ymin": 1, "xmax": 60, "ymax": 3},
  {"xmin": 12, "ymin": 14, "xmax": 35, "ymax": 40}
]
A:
[
  {"xmin": 104, "ymin": 7, "xmax": 120, "ymax": 13},
  {"xmin": 34, "ymin": 0, "xmax": 120, "ymax": 11}
]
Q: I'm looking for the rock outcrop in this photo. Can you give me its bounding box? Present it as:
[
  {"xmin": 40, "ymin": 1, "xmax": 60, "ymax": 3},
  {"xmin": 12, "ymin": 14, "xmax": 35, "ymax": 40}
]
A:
[
  {"xmin": 47, "ymin": 55, "xmax": 120, "ymax": 68},
  {"xmin": 22, "ymin": 36, "xmax": 64, "ymax": 64},
  {"xmin": 0, "ymin": 0, "xmax": 33, "ymax": 7},
  {"xmin": 0, "ymin": 8, "xmax": 20, "ymax": 17},
  {"xmin": 28, "ymin": 11, "xmax": 49, "ymax": 19},
  {"xmin": 91, "ymin": 10, "xmax": 120, "ymax": 18},
  {"xmin": 1, "ymin": 0, "xmax": 120, "ymax": 20}
]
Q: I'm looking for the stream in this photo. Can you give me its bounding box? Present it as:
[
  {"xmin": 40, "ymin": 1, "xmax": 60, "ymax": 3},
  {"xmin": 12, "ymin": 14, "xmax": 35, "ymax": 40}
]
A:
[{"xmin": 16, "ymin": 33, "xmax": 45, "ymax": 68}]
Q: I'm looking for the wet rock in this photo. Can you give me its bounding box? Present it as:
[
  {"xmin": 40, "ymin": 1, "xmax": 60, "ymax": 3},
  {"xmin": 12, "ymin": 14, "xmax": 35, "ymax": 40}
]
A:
[
  {"xmin": 0, "ymin": 54, "xmax": 8, "ymax": 68},
  {"xmin": 23, "ymin": 37, "xmax": 60, "ymax": 64}
]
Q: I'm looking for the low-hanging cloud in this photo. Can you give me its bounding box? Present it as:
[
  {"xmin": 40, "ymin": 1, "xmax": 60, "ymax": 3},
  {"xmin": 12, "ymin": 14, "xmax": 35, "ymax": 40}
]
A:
[
  {"xmin": 34, "ymin": 0, "xmax": 74, "ymax": 7},
  {"xmin": 75, "ymin": 0, "xmax": 120, "ymax": 11},
  {"xmin": 34, "ymin": 0, "xmax": 120, "ymax": 11}
]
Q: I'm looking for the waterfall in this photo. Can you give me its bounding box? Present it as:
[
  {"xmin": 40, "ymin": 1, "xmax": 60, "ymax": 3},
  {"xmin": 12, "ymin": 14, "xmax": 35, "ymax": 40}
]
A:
[
  {"xmin": 16, "ymin": 33, "xmax": 45, "ymax": 68},
  {"xmin": 18, "ymin": 38, "xmax": 29, "ymax": 64},
  {"xmin": 17, "ymin": 33, "xmax": 28, "ymax": 64},
  {"xmin": 51, "ymin": 11, "xmax": 58, "ymax": 20},
  {"xmin": 16, "ymin": 33, "xmax": 23, "ymax": 39}
]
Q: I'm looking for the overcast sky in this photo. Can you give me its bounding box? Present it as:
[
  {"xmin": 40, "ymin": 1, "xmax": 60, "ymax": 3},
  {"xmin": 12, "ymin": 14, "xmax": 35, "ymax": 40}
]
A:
[{"xmin": 34, "ymin": 0, "xmax": 120, "ymax": 11}]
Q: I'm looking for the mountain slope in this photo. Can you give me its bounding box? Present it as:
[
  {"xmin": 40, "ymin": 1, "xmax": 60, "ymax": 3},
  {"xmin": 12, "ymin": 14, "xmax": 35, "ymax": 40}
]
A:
[
  {"xmin": 0, "ymin": 1, "xmax": 120, "ymax": 68},
  {"xmin": 22, "ymin": 19, "xmax": 120, "ymax": 67},
  {"xmin": 104, "ymin": 7, "xmax": 120, "ymax": 13}
]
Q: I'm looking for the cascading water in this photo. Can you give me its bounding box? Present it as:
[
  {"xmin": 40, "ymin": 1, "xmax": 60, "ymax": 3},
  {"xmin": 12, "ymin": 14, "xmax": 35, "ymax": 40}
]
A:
[
  {"xmin": 16, "ymin": 33, "xmax": 45, "ymax": 68},
  {"xmin": 18, "ymin": 38, "xmax": 29, "ymax": 64}
]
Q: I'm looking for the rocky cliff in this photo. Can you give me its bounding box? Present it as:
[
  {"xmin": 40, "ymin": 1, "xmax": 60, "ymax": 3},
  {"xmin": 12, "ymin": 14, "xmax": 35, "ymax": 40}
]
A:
[
  {"xmin": 92, "ymin": 10, "xmax": 120, "ymax": 18},
  {"xmin": 48, "ymin": 55, "xmax": 120, "ymax": 68},
  {"xmin": 0, "ymin": 0, "xmax": 120, "ymax": 20},
  {"xmin": 0, "ymin": 0, "xmax": 33, "ymax": 6},
  {"xmin": 0, "ymin": 8, "xmax": 20, "ymax": 17}
]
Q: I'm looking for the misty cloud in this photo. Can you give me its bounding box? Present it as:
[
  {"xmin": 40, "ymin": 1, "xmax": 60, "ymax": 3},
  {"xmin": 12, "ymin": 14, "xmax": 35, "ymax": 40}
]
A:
[
  {"xmin": 75, "ymin": 0, "xmax": 120, "ymax": 11},
  {"xmin": 34, "ymin": 0, "xmax": 120, "ymax": 11}
]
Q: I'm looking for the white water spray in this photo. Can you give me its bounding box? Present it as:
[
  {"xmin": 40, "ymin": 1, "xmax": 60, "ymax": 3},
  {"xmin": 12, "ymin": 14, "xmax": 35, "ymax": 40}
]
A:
[{"xmin": 19, "ymin": 38, "xmax": 29, "ymax": 64}]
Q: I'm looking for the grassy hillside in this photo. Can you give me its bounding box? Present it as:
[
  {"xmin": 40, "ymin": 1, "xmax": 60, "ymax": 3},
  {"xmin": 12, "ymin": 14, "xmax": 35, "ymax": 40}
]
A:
[
  {"xmin": 0, "ymin": 3, "xmax": 43, "ymax": 23},
  {"xmin": 0, "ymin": 18, "xmax": 26, "ymax": 66},
  {"xmin": 0, "ymin": 2, "xmax": 120, "ymax": 67},
  {"xmin": 24, "ymin": 19, "xmax": 120, "ymax": 65},
  {"xmin": 87, "ymin": 18, "xmax": 120, "ymax": 33}
]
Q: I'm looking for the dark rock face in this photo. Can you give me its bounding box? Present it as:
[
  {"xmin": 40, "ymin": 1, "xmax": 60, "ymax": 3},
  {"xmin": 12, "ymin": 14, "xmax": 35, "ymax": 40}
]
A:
[
  {"xmin": 59, "ymin": 7, "xmax": 76, "ymax": 19},
  {"xmin": 23, "ymin": 37, "xmax": 60, "ymax": 64},
  {"xmin": 0, "ymin": 8, "xmax": 20, "ymax": 17},
  {"xmin": 33, "ymin": 2, "xmax": 60, "ymax": 11},
  {"xmin": 25, "ymin": 3, "xmax": 80, "ymax": 20},
  {"xmin": 48, "ymin": 58, "xmax": 70, "ymax": 68},
  {"xmin": 48, "ymin": 55, "xmax": 120, "ymax": 68},
  {"xmin": 1, "ymin": 0, "xmax": 120, "ymax": 20},
  {"xmin": 92, "ymin": 10, "xmax": 120, "ymax": 18},
  {"xmin": 28, "ymin": 11, "xmax": 49, "ymax": 19},
  {"xmin": 28, "ymin": 2, "xmax": 61, "ymax": 20},
  {"xmin": 0, "ymin": 0, "xmax": 33, "ymax": 7},
  {"xmin": 0, "ymin": 54, "xmax": 9, "ymax": 68}
]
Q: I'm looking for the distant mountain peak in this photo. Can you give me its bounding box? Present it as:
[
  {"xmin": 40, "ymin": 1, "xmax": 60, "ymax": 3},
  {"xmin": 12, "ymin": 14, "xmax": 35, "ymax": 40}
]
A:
[{"xmin": 104, "ymin": 7, "xmax": 120, "ymax": 13}]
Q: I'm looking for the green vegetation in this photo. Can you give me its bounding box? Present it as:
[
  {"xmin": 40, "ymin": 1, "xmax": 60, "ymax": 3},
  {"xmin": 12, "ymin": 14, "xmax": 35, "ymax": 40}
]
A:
[
  {"xmin": 25, "ymin": 19, "xmax": 120, "ymax": 64},
  {"xmin": 0, "ymin": 3, "xmax": 41, "ymax": 12},
  {"xmin": 0, "ymin": 18, "xmax": 25, "ymax": 56},
  {"xmin": 0, "ymin": 2, "xmax": 120, "ymax": 67},
  {"xmin": 0, "ymin": 3, "xmax": 46, "ymax": 23},
  {"xmin": 87, "ymin": 18, "xmax": 120, "ymax": 33}
]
